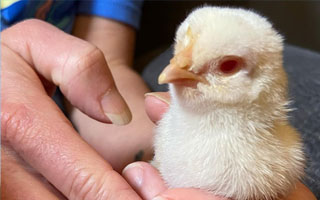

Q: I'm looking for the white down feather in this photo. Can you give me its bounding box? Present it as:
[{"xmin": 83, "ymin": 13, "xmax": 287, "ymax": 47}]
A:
[{"xmin": 153, "ymin": 6, "xmax": 304, "ymax": 200}]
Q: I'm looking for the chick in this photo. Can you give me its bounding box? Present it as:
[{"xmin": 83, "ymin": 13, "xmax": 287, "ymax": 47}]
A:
[{"xmin": 153, "ymin": 7, "xmax": 305, "ymax": 200}]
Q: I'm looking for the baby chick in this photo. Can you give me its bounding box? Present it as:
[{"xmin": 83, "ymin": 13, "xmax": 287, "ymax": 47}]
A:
[{"xmin": 153, "ymin": 7, "xmax": 305, "ymax": 200}]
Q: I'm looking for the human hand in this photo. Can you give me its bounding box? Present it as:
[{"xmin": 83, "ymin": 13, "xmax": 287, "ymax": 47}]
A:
[
  {"xmin": 69, "ymin": 16, "xmax": 155, "ymax": 172},
  {"xmin": 122, "ymin": 92, "xmax": 316, "ymax": 200},
  {"xmin": 1, "ymin": 19, "xmax": 141, "ymax": 199},
  {"xmin": 123, "ymin": 161, "xmax": 227, "ymax": 200},
  {"xmin": 69, "ymin": 66, "xmax": 155, "ymax": 172}
]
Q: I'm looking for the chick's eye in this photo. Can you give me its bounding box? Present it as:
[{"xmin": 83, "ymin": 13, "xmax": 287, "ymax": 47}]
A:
[{"xmin": 219, "ymin": 59, "xmax": 239, "ymax": 75}]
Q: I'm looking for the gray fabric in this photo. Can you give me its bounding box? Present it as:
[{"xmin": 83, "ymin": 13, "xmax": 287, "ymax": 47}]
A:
[
  {"xmin": 142, "ymin": 44, "xmax": 320, "ymax": 198},
  {"xmin": 142, "ymin": 47, "xmax": 174, "ymax": 92},
  {"xmin": 284, "ymin": 45, "xmax": 320, "ymax": 197}
]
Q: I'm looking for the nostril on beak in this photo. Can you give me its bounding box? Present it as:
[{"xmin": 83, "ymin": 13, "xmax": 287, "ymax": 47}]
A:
[{"xmin": 158, "ymin": 63, "xmax": 208, "ymax": 85}]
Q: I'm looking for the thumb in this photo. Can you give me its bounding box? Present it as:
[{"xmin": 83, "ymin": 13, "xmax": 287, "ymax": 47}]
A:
[
  {"xmin": 2, "ymin": 19, "xmax": 131, "ymax": 125},
  {"xmin": 123, "ymin": 162, "xmax": 227, "ymax": 200},
  {"xmin": 145, "ymin": 92, "xmax": 170, "ymax": 124}
]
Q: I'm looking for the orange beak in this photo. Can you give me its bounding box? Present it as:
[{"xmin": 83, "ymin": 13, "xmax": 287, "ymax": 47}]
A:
[
  {"xmin": 158, "ymin": 54, "xmax": 207, "ymax": 85},
  {"xmin": 159, "ymin": 27, "xmax": 207, "ymax": 86}
]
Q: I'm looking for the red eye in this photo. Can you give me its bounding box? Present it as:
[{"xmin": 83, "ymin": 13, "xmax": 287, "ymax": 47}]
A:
[{"xmin": 218, "ymin": 57, "xmax": 243, "ymax": 75}]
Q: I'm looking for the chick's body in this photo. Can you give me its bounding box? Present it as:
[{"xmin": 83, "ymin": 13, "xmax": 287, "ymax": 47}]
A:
[{"xmin": 153, "ymin": 7, "xmax": 304, "ymax": 200}]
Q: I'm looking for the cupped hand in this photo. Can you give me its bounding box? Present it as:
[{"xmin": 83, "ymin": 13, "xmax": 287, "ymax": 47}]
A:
[
  {"xmin": 1, "ymin": 19, "xmax": 140, "ymax": 199},
  {"xmin": 122, "ymin": 92, "xmax": 316, "ymax": 200}
]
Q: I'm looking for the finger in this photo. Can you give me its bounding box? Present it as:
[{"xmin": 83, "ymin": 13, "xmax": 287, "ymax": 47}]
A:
[
  {"xmin": 282, "ymin": 182, "xmax": 316, "ymax": 200},
  {"xmin": 2, "ymin": 19, "xmax": 131, "ymax": 125},
  {"xmin": 123, "ymin": 162, "xmax": 227, "ymax": 200},
  {"xmin": 122, "ymin": 162, "xmax": 167, "ymax": 200},
  {"xmin": 1, "ymin": 147, "xmax": 66, "ymax": 200},
  {"xmin": 145, "ymin": 92, "xmax": 170, "ymax": 123},
  {"xmin": 2, "ymin": 36, "xmax": 140, "ymax": 199}
]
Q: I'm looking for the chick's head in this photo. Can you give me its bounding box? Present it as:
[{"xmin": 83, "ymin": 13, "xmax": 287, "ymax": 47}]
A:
[{"xmin": 159, "ymin": 7, "xmax": 287, "ymax": 112}]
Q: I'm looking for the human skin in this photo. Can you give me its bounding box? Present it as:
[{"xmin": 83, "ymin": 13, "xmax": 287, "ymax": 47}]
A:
[
  {"xmin": 69, "ymin": 16, "xmax": 155, "ymax": 172},
  {"xmin": 120, "ymin": 92, "xmax": 316, "ymax": 200},
  {"xmin": 1, "ymin": 19, "xmax": 140, "ymax": 200}
]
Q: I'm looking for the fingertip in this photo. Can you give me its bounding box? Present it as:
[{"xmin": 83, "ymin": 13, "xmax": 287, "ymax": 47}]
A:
[
  {"xmin": 122, "ymin": 162, "xmax": 227, "ymax": 200},
  {"xmin": 145, "ymin": 92, "xmax": 170, "ymax": 123},
  {"xmin": 101, "ymin": 87, "xmax": 132, "ymax": 125},
  {"xmin": 283, "ymin": 182, "xmax": 317, "ymax": 200},
  {"xmin": 145, "ymin": 92, "xmax": 171, "ymax": 105},
  {"xmin": 104, "ymin": 110, "xmax": 132, "ymax": 125},
  {"xmin": 123, "ymin": 162, "xmax": 167, "ymax": 200},
  {"xmin": 151, "ymin": 196, "xmax": 168, "ymax": 200}
]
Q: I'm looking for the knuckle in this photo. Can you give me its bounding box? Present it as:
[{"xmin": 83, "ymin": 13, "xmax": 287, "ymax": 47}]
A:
[
  {"xmin": 61, "ymin": 45, "xmax": 113, "ymax": 96},
  {"xmin": 7, "ymin": 19, "xmax": 46, "ymax": 36},
  {"xmin": 19, "ymin": 18, "xmax": 45, "ymax": 28},
  {"xmin": 1, "ymin": 102, "xmax": 34, "ymax": 145},
  {"xmin": 79, "ymin": 46, "xmax": 105, "ymax": 67},
  {"xmin": 0, "ymin": 102, "xmax": 46, "ymax": 159},
  {"xmin": 68, "ymin": 170, "xmax": 110, "ymax": 200},
  {"xmin": 68, "ymin": 46, "xmax": 105, "ymax": 78}
]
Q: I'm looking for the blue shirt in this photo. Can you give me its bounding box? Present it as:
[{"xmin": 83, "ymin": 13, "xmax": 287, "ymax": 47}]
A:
[{"xmin": 1, "ymin": 0, "xmax": 143, "ymax": 32}]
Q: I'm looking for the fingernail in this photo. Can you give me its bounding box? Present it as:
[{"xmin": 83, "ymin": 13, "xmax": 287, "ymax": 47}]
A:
[
  {"xmin": 104, "ymin": 111, "xmax": 131, "ymax": 126},
  {"xmin": 152, "ymin": 196, "xmax": 168, "ymax": 200},
  {"xmin": 145, "ymin": 93, "xmax": 170, "ymax": 105},
  {"xmin": 158, "ymin": 73, "xmax": 167, "ymax": 84},
  {"xmin": 101, "ymin": 88, "xmax": 132, "ymax": 125},
  {"xmin": 122, "ymin": 163, "xmax": 144, "ymax": 188}
]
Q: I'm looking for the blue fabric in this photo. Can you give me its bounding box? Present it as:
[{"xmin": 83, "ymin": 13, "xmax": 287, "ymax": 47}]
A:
[
  {"xmin": 1, "ymin": 0, "xmax": 76, "ymax": 32},
  {"xmin": 1, "ymin": 0, "xmax": 143, "ymax": 32},
  {"xmin": 1, "ymin": 0, "xmax": 27, "ymax": 30},
  {"xmin": 77, "ymin": 0, "xmax": 143, "ymax": 29}
]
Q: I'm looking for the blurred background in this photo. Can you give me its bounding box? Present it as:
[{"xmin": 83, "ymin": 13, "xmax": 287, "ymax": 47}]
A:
[{"xmin": 135, "ymin": 1, "xmax": 320, "ymax": 70}]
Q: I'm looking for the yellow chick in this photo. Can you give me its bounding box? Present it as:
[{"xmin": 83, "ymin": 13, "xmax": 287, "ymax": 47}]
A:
[{"xmin": 153, "ymin": 6, "xmax": 305, "ymax": 200}]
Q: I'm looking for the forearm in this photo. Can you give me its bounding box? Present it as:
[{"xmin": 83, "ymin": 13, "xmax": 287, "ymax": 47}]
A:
[{"xmin": 72, "ymin": 15, "xmax": 136, "ymax": 68}]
